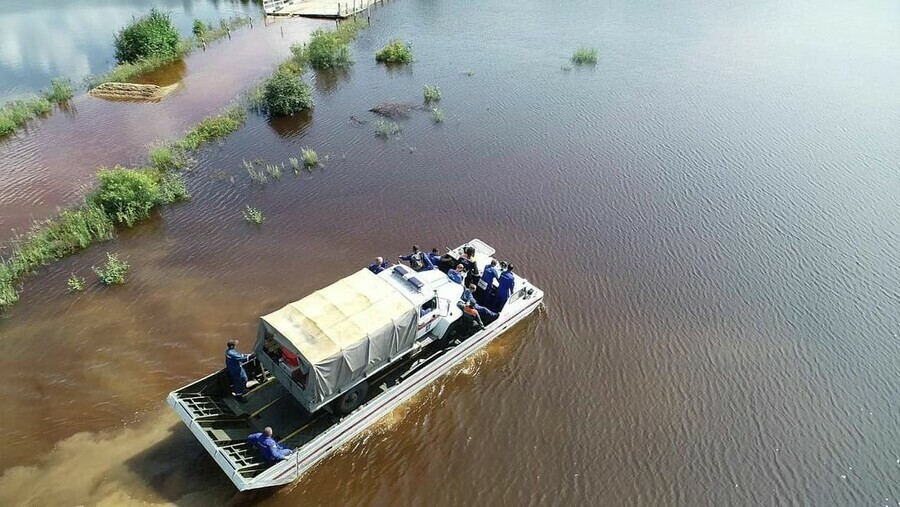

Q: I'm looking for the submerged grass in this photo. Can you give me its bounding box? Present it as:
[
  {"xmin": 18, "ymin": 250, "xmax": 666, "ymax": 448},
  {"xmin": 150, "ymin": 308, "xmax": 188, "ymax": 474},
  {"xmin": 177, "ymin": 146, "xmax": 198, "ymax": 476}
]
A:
[
  {"xmin": 571, "ymin": 47, "xmax": 598, "ymax": 65},
  {"xmin": 431, "ymin": 108, "xmax": 444, "ymax": 123},
  {"xmin": 0, "ymin": 76, "xmax": 73, "ymax": 137},
  {"xmin": 0, "ymin": 104, "xmax": 245, "ymax": 313},
  {"xmin": 374, "ymin": 120, "xmax": 402, "ymax": 138},
  {"xmin": 375, "ymin": 40, "xmax": 412, "ymax": 64},
  {"xmin": 423, "ymin": 84, "xmax": 441, "ymax": 103},
  {"xmin": 242, "ymin": 205, "xmax": 265, "ymax": 224},
  {"xmin": 175, "ymin": 105, "xmax": 247, "ymax": 151},
  {"xmin": 93, "ymin": 252, "xmax": 129, "ymax": 285},
  {"xmin": 66, "ymin": 274, "xmax": 86, "ymax": 293}
]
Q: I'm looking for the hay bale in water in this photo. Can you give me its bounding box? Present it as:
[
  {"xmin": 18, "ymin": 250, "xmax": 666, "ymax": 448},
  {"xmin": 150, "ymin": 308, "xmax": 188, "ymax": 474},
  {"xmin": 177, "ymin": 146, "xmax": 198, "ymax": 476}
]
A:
[
  {"xmin": 369, "ymin": 102, "xmax": 418, "ymax": 119},
  {"xmin": 89, "ymin": 82, "xmax": 178, "ymax": 102}
]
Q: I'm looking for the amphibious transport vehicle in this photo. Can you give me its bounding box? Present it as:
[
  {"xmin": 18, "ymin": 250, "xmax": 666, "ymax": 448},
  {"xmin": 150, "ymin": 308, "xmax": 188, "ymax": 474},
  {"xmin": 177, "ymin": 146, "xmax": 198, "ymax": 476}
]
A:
[{"xmin": 167, "ymin": 240, "xmax": 543, "ymax": 490}]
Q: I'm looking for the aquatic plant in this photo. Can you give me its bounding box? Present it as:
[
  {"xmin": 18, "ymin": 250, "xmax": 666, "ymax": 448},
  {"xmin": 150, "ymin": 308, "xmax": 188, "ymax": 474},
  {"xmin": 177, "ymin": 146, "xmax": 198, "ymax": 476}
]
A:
[
  {"xmin": 114, "ymin": 8, "xmax": 181, "ymax": 64},
  {"xmin": 307, "ymin": 29, "xmax": 353, "ymax": 70},
  {"xmin": 67, "ymin": 274, "xmax": 86, "ymax": 293},
  {"xmin": 46, "ymin": 78, "xmax": 74, "ymax": 103},
  {"xmin": 0, "ymin": 96, "xmax": 53, "ymax": 136},
  {"xmin": 423, "ymin": 84, "xmax": 442, "ymax": 103},
  {"xmin": 374, "ymin": 120, "xmax": 402, "ymax": 138},
  {"xmin": 335, "ymin": 18, "xmax": 367, "ymax": 43},
  {"xmin": 196, "ymin": 16, "xmax": 251, "ymax": 45},
  {"xmin": 571, "ymin": 47, "xmax": 598, "ymax": 65},
  {"xmin": 88, "ymin": 166, "xmax": 163, "ymax": 227},
  {"xmin": 159, "ymin": 171, "xmax": 190, "ymax": 203},
  {"xmin": 301, "ymin": 148, "xmax": 319, "ymax": 169},
  {"xmin": 176, "ymin": 105, "xmax": 247, "ymax": 151},
  {"xmin": 263, "ymin": 69, "xmax": 313, "ymax": 116},
  {"xmin": 93, "ymin": 253, "xmax": 130, "ymax": 285},
  {"xmin": 289, "ymin": 157, "xmax": 301, "ymax": 174},
  {"xmin": 242, "ymin": 205, "xmax": 265, "ymax": 224},
  {"xmin": 246, "ymin": 163, "xmax": 268, "ymax": 185},
  {"xmin": 266, "ymin": 163, "xmax": 283, "ymax": 180},
  {"xmin": 375, "ymin": 40, "xmax": 412, "ymax": 64},
  {"xmin": 463, "ymin": 69, "xmax": 474, "ymax": 77},
  {"xmin": 431, "ymin": 108, "xmax": 444, "ymax": 123}
]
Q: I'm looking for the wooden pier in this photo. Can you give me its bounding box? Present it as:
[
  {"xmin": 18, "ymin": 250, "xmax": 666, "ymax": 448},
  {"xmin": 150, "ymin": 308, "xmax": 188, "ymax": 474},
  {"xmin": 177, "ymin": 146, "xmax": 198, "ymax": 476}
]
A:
[{"xmin": 263, "ymin": 0, "xmax": 379, "ymax": 19}]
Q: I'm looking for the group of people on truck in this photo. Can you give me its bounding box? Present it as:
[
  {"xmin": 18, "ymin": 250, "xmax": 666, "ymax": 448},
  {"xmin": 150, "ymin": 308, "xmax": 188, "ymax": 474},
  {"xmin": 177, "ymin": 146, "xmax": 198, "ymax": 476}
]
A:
[{"xmin": 369, "ymin": 244, "xmax": 517, "ymax": 318}]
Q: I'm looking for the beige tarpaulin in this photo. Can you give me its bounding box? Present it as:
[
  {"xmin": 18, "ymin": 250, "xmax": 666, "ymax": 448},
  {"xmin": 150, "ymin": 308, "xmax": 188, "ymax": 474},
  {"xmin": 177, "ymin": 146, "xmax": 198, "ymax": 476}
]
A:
[{"xmin": 258, "ymin": 269, "xmax": 417, "ymax": 403}]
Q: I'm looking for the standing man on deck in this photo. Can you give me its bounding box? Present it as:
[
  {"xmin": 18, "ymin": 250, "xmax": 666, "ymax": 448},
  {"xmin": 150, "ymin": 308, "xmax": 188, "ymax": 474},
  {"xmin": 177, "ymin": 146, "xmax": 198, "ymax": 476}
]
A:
[
  {"xmin": 476, "ymin": 259, "xmax": 501, "ymax": 305},
  {"xmin": 492, "ymin": 264, "xmax": 516, "ymax": 312},
  {"xmin": 225, "ymin": 340, "xmax": 250, "ymax": 396}
]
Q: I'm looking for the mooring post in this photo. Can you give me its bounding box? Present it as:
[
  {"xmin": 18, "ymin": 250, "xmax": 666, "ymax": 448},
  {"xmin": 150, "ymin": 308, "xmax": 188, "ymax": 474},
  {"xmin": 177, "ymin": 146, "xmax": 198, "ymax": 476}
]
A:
[{"xmin": 367, "ymin": 15, "xmax": 371, "ymax": 25}]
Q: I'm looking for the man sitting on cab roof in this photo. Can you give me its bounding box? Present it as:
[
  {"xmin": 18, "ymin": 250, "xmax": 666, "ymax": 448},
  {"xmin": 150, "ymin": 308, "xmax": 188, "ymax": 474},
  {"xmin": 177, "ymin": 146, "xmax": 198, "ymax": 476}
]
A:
[
  {"xmin": 399, "ymin": 245, "xmax": 428, "ymax": 271},
  {"xmin": 368, "ymin": 256, "xmax": 389, "ymax": 274},
  {"xmin": 248, "ymin": 427, "xmax": 292, "ymax": 462}
]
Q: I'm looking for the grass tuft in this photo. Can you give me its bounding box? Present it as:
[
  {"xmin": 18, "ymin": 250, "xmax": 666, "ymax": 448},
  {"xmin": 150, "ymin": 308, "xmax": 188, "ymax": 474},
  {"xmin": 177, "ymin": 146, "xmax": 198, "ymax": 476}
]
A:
[
  {"xmin": 301, "ymin": 148, "xmax": 319, "ymax": 169},
  {"xmin": 46, "ymin": 78, "xmax": 75, "ymax": 103},
  {"xmin": 431, "ymin": 108, "xmax": 444, "ymax": 123},
  {"xmin": 242, "ymin": 205, "xmax": 265, "ymax": 224},
  {"xmin": 571, "ymin": 47, "xmax": 598, "ymax": 65},
  {"xmin": 423, "ymin": 84, "xmax": 441, "ymax": 103},
  {"xmin": 266, "ymin": 163, "xmax": 283, "ymax": 180},
  {"xmin": 289, "ymin": 157, "xmax": 301, "ymax": 174},
  {"xmin": 94, "ymin": 252, "xmax": 129, "ymax": 285}
]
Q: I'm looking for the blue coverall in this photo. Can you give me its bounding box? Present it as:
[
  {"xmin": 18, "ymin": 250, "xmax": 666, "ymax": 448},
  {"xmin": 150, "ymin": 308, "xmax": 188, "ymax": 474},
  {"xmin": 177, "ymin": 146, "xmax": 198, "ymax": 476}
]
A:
[
  {"xmin": 248, "ymin": 432, "xmax": 293, "ymax": 461},
  {"xmin": 400, "ymin": 251, "xmax": 432, "ymax": 271},
  {"xmin": 493, "ymin": 271, "xmax": 515, "ymax": 312},
  {"xmin": 447, "ymin": 269, "xmax": 463, "ymax": 284},
  {"xmin": 474, "ymin": 303, "xmax": 498, "ymax": 324},
  {"xmin": 368, "ymin": 260, "xmax": 389, "ymax": 274},
  {"xmin": 477, "ymin": 265, "xmax": 500, "ymax": 306},
  {"xmin": 461, "ymin": 287, "xmax": 476, "ymax": 305},
  {"xmin": 225, "ymin": 348, "xmax": 250, "ymax": 395}
]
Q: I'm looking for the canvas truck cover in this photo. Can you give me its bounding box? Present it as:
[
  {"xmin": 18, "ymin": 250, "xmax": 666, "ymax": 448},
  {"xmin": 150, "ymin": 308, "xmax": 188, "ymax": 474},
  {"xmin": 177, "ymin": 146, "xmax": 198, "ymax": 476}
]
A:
[{"xmin": 258, "ymin": 269, "xmax": 418, "ymax": 404}]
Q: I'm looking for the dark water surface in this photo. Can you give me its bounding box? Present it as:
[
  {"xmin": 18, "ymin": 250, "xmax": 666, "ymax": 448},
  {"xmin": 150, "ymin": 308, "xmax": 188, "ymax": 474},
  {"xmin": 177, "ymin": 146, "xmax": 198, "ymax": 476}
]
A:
[{"xmin": 1, "ymin": 0, "xmax": 899, "ymax": 505}]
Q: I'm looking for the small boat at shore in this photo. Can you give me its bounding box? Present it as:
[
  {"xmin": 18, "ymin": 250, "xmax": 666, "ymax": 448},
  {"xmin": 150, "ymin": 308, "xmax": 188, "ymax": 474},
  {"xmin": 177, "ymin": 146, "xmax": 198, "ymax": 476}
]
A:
[{"xmin": 167, "ymin": 239, "xmax": 544, "ymax": 491}]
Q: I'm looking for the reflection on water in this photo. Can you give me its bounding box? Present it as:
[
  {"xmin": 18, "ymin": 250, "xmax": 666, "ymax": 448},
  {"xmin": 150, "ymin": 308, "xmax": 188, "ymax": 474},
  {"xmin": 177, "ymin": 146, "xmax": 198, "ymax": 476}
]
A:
[
  {"xmin": 0, "ymin": 0, "xmax": 262, "ymax": 101},
  {"xmin": 0, "ymin": 0, "xmax": 899, "ymax": 504},
  {"xmin": 313, "ymin": 67, "xmax": 353, "ymax": 95}
]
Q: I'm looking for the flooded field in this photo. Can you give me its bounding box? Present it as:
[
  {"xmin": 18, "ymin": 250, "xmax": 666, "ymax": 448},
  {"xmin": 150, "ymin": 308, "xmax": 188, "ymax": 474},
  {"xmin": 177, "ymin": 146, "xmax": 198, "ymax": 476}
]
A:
[{"xmin": 1, "ymin": 0, "xmax": 899, "ymax": 505}]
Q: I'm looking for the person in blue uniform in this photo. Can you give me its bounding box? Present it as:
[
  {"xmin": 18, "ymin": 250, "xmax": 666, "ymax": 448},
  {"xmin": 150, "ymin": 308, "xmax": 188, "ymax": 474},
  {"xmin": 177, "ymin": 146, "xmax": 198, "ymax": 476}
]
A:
[
  {"xmin": 248, "ymin": 427, "xmax": 292, "ymax": 462},
  {"xmin": 474, "ymin": 302, "xmax": 498, "ymax": 325},
  {"xmin": 476, "ymin": 259, "xmax": 500, "ymax": 305},
  {"xmin": 225, "ymin": 340, "xmax": 250, "ymax": 395},
  {"xmin": 368, "ymin": 256, "xmax": 389, "ymax": 274},
  {"xmin": 428, "ymin": 248, "xmax": 443, "ymax": 267},
  {"xmin": 492, "ymin": 264, "xmax": 516, "ymax": 312},
  {"xmin": 447, "ymin": 263, "xmax": 465, "ymax": 284},
  {"xmin": 399, "ymin": 245, "xmax": 427, "ymax": 271},
  {"xmin": 461, "ymin": 283, "xmax": 477, "ymax": 305}
]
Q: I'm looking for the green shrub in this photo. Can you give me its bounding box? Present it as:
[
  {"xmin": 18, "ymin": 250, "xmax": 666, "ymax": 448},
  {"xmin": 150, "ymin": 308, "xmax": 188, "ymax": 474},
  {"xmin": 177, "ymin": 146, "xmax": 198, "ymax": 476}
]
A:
[
  {"xmin": 423, "ymin": 84, "xmax": 441, "ymax": 103},
  {"xmin": 67, "ymin": 274, "xmax": 86, "ymax": 292},
  {"xmin": 94, "ymin": 253, "xmax": 129, "ymax": 285},
  {"xmin": 176, "ymin": 105, "xmax": 247, "ymax": 151},
  {"xmin": 46, "ymin": 78, "xmax": 74, "ymax": 103},
  {"xmin": 307, "ymin": 29, "xmax": 353, "ymax": 70},
  {"xmin": 89, "ymin": 167, "xmax": 162, "ymax": 226},
  {"xmin": 287, "ymin": 43, "xmax": 309, "ymax": 73},
  {"xmin": 114, "ymin": 9, "xmax": 181, "ymax": 64},
  {"xmin": 431, "ymin": 108, "xmax": 444, "ymax": 123},
  {"xmin": 264, "ymin": 69, "xmax": 313, "ymax": 116},
  {"xmin": 0, "ymin": 117, "xmax": 14, "ymax": 136},
  {"xmin": 301, "ymin": 148, "xmax": 319, "ymax": 169},
  {"xmin": 242, "ymin": 205, "xmax": 265, "ymax": 224},
  {"xmin": 375, "ymin": 40, "xmax": 412, "ymax": 64},
  {"xmin": 192, "ymin": 19, "xmax": 208, "ymax": 37},
  {"xmin": 571, "ymin": 47, "xmax": 598, "ymax": 65}
]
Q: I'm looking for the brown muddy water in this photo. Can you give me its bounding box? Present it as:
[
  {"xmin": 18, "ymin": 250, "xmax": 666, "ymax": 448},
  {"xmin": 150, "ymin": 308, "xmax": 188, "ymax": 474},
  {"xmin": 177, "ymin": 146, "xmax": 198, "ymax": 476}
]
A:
[{"xmin": 1, "ymin": 0, "xmax": 899, "ymax": 505}]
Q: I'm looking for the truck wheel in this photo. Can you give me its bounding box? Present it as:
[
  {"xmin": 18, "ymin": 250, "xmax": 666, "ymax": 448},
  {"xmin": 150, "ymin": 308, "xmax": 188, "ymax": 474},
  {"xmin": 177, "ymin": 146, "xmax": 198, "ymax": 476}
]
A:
[{"xmin": 332, "ymin": 381, "xmax": 369, "ymax": 415}]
